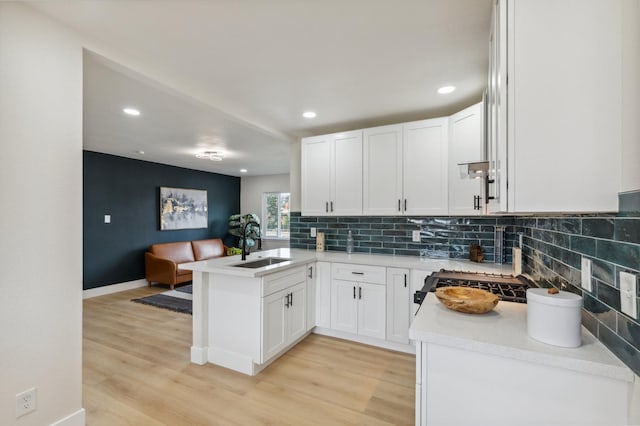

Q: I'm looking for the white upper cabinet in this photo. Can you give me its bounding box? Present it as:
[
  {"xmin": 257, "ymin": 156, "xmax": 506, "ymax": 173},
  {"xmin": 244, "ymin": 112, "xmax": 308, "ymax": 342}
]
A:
[
  {"xmin": 362, "ymin": 124, "xmax": 403, "ymax": 215},
  {"xmin": 301, "ymin": 131, "xmax": 362, "ymax": 216},
  {"xmin": 363, "ymin": 119, "xmax": 449, "ymax": 215},
  {"xmin": 404, "ymin": 118, "xmax": 449, "ymax": 215},
  {"xmin": 488, "ymin": 0, "xmax": 622, "ymax": 213},
  {"xmin": 449, "ymin": 102, "xmax": 484, "ymax": 215}
]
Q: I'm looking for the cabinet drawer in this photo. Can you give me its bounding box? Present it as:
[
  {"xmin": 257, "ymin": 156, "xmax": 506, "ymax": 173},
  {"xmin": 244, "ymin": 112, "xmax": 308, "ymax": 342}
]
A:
[
  {"xmin": 331, "ymin": 263, "xmax": 386, "ymax": 284},
  {"xmin": 262, "ymin": 266, "xmax": 307, "ymax": 297}
]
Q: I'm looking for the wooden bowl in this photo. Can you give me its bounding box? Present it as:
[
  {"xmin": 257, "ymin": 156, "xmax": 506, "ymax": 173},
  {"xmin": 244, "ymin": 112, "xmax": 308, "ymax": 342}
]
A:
[{"xmin": 435, "ymin": 287, "xmax": 499, "ymax": 314}]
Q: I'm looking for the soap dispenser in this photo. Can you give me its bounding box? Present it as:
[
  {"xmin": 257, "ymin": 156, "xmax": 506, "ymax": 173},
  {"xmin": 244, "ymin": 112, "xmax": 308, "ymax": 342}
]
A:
[{"xmin": 346, "ymin": 230, "xmax": 354, "ymax": 254}]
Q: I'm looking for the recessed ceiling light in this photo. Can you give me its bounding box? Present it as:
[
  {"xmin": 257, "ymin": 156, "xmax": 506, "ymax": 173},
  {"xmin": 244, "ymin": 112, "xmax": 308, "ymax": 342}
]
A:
[
  {"xmin": 240, "ymin": 169, "xmax": 248, "ymax": 173},
  {"xmin": 123, "ymin": 107, "xmax": 141, "ymax": 116},
  {"xmin": 196, "ymin": 151, "xmax": 224, "ymax": 161},
  {"xmin": 136, "ymin": 150, "xmax": 145, "ymax": 155},
  {"xmin": 437, "ymin": 86, "xmax": 456, "ymax": 94},
  {"xmin": 302, "ymin": 111, "xmax": 317, "ymax": 118}
]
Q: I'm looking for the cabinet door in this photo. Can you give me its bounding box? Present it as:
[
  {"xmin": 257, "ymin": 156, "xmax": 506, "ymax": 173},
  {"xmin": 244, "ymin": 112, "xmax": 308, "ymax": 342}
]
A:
[
  {"xmin": 315, "ymin": 262, "xmax": 332, "ymax": 328},
  {"xmin": 357, "ymin": 282, "xmax": 386, "ymax": 340},
  {"xmin": 386, "ymin": 268, "xmax": 410, "ymax": 344},
  {"xmin": 330, "ymin": 279, "xmax": 358, "ymax": 334},
  {"xmin": 287, "ymin": 283, "xmax": 307, "ymax": 342},
  {"xmin": 403, "ymin": 118, "xmax": 449, "ymax": 215},
  {"xmin": 262, "ymin": 290, "xmax": 288, "ymax": 362},
  {"xmin": 306, "ymin": 263, "xmax": 316, "ymax": 332},
  {"xmin": 332, "ymin": 131, "xmax": 363, "ymax": 215},
  {"xmin": 301, "ymin": 135, "xmax": 332, "ymax": 216},
  {"xmin": 363, "ymin": 124, "xmax": 403, "ymax": 215},
  {"xmin": 486, "ymin": 0, "xmax": 508, "ymax": 214},
  {"xmin": 449, "ymin": 103, "xmax": 484, "ymax": 215}
]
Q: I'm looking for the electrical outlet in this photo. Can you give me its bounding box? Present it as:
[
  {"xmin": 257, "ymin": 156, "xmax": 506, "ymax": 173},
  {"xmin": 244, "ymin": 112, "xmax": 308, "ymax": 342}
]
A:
[
  {"xmin": 620, "ymin": 271, "xmax": 638, "ymax": 319},
  {"xmin": 16, "ymin": 387, "xmax": 36, "ymax": 418},
  {"xmin": 104, "ymin": 214, "xmax": 111, "ymax": 224},
  {"xmin": 412, "ymin": 230, "xmax": 421, "ymax": 242},
  {"xmin": 581, "ymin": 257, "xmax": 592, "ymax": 292},
  {"xmin": 310, "ymin": 227, "xmax": 316, "ymax": 237}
]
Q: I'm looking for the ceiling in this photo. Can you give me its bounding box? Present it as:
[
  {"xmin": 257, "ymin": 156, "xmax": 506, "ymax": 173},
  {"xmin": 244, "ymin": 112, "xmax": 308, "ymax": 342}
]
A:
[{"xmin": 30, "ymin": 0, "xmax": 492, "ymax": 177}]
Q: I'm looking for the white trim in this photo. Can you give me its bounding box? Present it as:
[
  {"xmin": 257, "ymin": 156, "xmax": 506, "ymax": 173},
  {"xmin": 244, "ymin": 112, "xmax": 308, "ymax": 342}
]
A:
[
  {"xmin": 82, "ymin": 279, "xmax": 148, "ymax": 299},
  {"xmin": 313, "ymin": 327, "xmax": 416, "ymax": 355},
  {"xmin": 190, "ymin": 346, "xmax": 208, "ymax": 365},
  {"xmin": 49, "ymin": 408, "xmax": 85, "ymax": 426}
]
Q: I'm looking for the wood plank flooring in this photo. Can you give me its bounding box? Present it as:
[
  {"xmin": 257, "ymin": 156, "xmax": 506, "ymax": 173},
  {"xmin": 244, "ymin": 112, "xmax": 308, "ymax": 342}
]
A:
[{"xmin": 83, "ymin": 286, "xmax": 415, "ymax": 425}]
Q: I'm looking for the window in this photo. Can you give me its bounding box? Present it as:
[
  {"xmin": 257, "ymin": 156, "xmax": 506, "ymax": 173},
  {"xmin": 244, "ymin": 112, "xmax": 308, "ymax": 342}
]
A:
[{"xmin": 262, "ymin": 192, "xmax": 290, "ymax": 239}]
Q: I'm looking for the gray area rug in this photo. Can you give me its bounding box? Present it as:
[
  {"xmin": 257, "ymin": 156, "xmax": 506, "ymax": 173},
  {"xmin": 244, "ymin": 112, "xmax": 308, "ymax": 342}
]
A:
[{"xmin": 132, "ymin": 284, "xmax": 192, "ymax": 315}]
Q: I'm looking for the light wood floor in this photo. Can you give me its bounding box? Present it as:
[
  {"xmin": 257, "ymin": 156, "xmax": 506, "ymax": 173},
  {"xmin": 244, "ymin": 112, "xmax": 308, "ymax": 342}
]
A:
[{"xmin": 83, "ymin": 286, "xmax": 416, "ymax": 425}]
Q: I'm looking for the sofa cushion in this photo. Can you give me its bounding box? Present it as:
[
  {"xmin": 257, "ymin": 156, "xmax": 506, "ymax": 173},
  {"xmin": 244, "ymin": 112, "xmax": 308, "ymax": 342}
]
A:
[
  {"xmin": 192, "ymin": 238, "xmax": 226, "ymax": 261},
  {"xmin": 149, "ymin": 241, "xmax": 195, "ymax": 264}
]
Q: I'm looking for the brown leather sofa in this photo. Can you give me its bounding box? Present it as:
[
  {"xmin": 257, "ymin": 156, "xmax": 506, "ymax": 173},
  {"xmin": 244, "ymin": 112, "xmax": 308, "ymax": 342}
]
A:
[{"xmin": 145, "ymin": 238, "xmax": 227, "ymax": 289}]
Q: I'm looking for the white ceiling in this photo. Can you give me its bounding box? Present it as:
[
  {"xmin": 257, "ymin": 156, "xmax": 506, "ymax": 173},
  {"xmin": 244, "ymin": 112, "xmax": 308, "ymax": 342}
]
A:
[{"xmin": 30, "ymin": 0, "xmax": 492, "ymax": 177}]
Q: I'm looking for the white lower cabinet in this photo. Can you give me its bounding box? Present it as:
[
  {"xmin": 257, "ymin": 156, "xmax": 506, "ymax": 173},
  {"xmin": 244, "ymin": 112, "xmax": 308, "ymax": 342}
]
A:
[
  {"xmin": 330, "ymin": 263, "xmax": 386, "ymax": 340},
  {"xmin": 331, "ymin": 280, "xmax": 386, "ymax": 339},
  {"xmin": 261, "ymin": 282, "xmax": 306, "ymax": 363},
  {"xmin": 314, "ymin": 261, "xmax": 332, "ymax": 328},
  {"xmin": 306, "ymin": 263, "xmax": 316, "ymax": 331},
  {"xmin": 386, "ymin": 268, "xmax": 411, "ymax": 344}
]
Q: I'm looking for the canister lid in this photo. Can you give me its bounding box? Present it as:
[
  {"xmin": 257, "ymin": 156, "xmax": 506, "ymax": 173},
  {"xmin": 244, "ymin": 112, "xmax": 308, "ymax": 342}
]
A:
[{"xmin": 526, "ymin": 288, "xmax": 583, "ymax": 307}]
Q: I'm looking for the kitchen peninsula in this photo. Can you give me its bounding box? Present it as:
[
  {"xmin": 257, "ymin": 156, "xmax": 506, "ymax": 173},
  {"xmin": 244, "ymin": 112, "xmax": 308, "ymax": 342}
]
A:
[{"xmin": 181, "ymin": 248, "xmax": 514, "ymax": 375}]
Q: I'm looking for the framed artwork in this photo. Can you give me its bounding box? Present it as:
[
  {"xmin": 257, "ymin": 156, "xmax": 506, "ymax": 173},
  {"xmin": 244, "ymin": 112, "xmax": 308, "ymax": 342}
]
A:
[{"xmin": 160, "ymin": 187, "xmax": 208, "ymax": 230}]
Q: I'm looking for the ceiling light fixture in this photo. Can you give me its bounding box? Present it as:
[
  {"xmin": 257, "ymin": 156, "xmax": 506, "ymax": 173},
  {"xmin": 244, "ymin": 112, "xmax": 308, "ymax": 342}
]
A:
[
  {"xmin": 240, "ymin": 169, "xmax": 248, "ymax": 173},
  {"xmin": 437, "ymin": 86, "xmax": 456, "ymax": 94},
  {"xmin": 123, "ymin": 107, "xmax": 141, "ymax": 116},
  {"xmin": 195, "ymin": 151, "xmax": 224, "ymax": 161},
  {"xmin": 302, "ymin": 111, "xmax": 317, "ymax": 118}
]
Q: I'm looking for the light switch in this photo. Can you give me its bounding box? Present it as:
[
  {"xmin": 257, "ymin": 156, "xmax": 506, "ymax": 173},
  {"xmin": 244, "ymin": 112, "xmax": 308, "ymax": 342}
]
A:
[
  {"xmin": 581, "ymin": 257, "xmax": 592, "ymax": 292},
  {"xmin": 412, "ymin": 230, "xmax": 421, "ymax": 242},
  {"xmin": 104, "ymin": 214, "xmax": 111, "ymax": 224},
  {"xmin": 310, "ymin": 227, "xmax": 316, "ymax": 237},
  {"xmin": 620, "ymin": 271, "xmax": 638, "ymax": 319}
]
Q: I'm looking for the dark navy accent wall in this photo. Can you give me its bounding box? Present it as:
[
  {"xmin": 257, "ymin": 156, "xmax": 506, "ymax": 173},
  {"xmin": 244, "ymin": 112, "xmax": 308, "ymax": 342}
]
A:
[{"xmin": 83, "ymin": 151, "xmax": 240, "ymax": 289}]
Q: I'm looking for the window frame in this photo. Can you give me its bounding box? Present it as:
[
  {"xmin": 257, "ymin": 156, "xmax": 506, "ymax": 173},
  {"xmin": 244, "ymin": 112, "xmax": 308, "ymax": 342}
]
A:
[{"xmin": 261, "ymin": 192, "xmax": 290, "ymax": 240}]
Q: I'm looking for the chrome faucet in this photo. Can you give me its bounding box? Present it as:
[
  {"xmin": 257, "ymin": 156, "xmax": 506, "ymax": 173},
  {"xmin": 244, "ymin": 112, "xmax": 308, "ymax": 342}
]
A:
[{"xmin": 241, "ymin": 220, "xmax": 260, "ymax": 261}]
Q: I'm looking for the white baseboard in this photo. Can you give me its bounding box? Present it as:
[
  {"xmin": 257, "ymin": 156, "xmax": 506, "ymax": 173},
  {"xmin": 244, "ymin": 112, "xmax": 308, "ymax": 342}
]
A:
[
  {"xmin": 82, "ymin": 279, "xmax": 148, "ymax": 299},
  {"xmin": 313, "ymin": 327, "xmax": 416, "ymax": 355},
  {"xmin": 50, "ymin": 408, "xmax": 85, "ymax": 426}
]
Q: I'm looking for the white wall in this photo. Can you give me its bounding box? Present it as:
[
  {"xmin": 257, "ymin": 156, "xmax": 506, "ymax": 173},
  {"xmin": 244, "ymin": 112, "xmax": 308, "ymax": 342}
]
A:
[
  {"xmin": 241, "ymin": 174, "xmax": 290, "ymax": 250},
  {"xmin": 0, "ymin": 3, "xmax": 84, "ymax": 426},
  {"xmin": 621, "ymin": 0, "xmax": 640, "ymax": 192}
]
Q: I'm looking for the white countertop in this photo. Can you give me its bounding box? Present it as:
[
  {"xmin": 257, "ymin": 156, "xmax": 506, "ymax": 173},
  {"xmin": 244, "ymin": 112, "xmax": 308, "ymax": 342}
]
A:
[
  {"xmin": 180, "ymin": 248, "xmax": 517, "ymax": 277},
  {"xmin": 409, "ymin": 294, "xmax": 635, "ymax": 383}
]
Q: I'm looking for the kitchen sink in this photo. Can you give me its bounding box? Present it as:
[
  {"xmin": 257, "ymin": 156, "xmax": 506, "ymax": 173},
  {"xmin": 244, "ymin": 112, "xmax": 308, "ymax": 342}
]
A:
[{"xmin": 232, "ymin": 257, "xmax": 291, "ymax": 268}]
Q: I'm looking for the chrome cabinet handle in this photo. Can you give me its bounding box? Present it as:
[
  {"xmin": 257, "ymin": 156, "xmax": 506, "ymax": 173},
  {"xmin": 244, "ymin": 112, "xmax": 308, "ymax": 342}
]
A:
[
  {"xmin": 325, "ymin": 202, "xmax": 329, "ymax": 213},
  {"xmin": 404, "ymin": 274, "xmax": 407, "ymax": 288},
  {"xmin": 353, "ymin": 286, "xmax": 356, "ymax": 299},
  {"xmin": 330, "ymin": 201, "xmax": 334, "ymax": 212},
  {"xmin": 289, "ymin": 293, "xmax": 293, "ymax": 306},
  {"xmin": 404, "ymin": 199, "xmax": 407, "ymax": 211},
  {"xmin": 351, "ymin": 271, "xmax": 364, "ymax": 275},
  {"xmin": 398, "ymin": 199, "xmax": 401, "ymax": 211},
  {"xmin": 285, "ymin": 294, "xmax": 290, "ymax": 307},
  {"xmin": 308, "ymin": 266, "xmax": 313, "ymax": 279},
  {"xmin": 358, "ymin": 286, "xmax": 362, "ymax": 299}
]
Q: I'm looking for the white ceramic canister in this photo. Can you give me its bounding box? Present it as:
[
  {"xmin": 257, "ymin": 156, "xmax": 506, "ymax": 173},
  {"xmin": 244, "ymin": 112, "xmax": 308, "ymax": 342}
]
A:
[{"xmin": 526, "ymin": 288, "xmax": 583, "ymax": 348}]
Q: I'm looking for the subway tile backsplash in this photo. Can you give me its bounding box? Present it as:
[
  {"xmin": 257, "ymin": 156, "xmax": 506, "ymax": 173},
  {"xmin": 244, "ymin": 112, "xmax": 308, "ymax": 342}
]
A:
[
  {"xmin": 290, "ymin": 213, "xmax": 517, "ymax": 263},
  {"xmin": 290, "ymin": 202, "xmax": 640, "ymax": 376}
]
